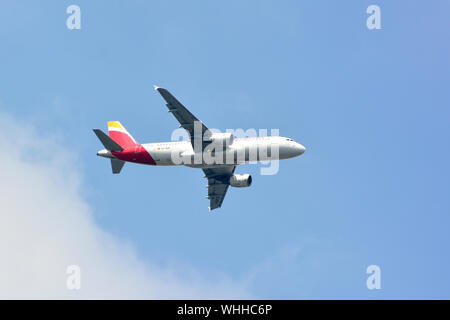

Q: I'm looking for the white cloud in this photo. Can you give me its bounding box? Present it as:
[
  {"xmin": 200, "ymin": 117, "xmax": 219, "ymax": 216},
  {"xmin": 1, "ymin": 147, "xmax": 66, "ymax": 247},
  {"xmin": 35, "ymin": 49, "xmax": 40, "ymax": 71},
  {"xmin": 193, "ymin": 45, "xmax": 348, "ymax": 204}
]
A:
[{"xmin": 0, "ymin": 112, "xmax": 250, "ymax": 299}]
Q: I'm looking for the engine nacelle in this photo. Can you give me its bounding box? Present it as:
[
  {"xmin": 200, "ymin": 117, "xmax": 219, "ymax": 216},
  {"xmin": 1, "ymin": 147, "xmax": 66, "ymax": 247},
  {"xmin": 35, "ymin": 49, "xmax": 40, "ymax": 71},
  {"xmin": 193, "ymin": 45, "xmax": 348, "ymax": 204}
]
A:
[
  {"xmin": 229, "ymin": 174, "xmax": 252, "ymax": 188},
  {"xmin": 205, "ymin": 132, "xmax": 234, "ymax": 148}
]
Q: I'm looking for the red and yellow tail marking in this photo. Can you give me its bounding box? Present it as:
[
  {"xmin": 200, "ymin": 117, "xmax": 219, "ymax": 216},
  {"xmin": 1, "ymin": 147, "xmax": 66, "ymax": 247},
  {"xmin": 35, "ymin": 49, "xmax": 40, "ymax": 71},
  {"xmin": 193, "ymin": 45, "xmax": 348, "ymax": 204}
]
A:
[
  {"xmin": 107, "ymin": 121, "xmax": 137, "ymax": 149},
  {"xmin": 107, "ymin": 121, "xmax": 156, "ymax": 165}
]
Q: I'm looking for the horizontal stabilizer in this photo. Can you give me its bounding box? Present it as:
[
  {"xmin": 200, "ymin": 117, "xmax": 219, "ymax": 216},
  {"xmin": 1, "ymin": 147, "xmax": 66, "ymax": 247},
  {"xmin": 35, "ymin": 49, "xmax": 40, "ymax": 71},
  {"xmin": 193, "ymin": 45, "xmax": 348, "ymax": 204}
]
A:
[
  {"xmin": 93, "ymin": 129, "xmax": 123, "ymax": 152},
  {"xmin": 111, "ymin": 158, "xmax": 125, "ymax": 174}
]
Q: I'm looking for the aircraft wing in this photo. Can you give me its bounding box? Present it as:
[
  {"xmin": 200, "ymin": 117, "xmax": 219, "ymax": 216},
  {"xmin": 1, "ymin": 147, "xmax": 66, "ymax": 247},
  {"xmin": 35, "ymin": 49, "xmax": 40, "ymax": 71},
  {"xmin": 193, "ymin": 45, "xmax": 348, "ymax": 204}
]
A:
[
  {"xmin": 154, "ymin": 86, "xmax": 209, "ymax": 149},
  {"xmin": 203, "ymin": 165, "xmax": 236, "ymax": 211}
]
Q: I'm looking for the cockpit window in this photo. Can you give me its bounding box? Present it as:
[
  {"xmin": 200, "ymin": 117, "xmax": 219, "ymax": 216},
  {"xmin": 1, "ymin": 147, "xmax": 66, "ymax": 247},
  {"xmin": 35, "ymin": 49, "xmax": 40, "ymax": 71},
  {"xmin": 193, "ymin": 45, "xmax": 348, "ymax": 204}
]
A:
[{"xmin": 286, "ymin": 138, "xmax": 294, "ymax": 141}]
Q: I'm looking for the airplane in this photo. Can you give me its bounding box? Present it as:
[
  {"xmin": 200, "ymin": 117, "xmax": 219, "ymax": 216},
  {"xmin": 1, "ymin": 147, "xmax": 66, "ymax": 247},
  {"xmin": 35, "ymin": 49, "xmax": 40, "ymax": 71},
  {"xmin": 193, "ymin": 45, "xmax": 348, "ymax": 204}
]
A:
[{"xmin": 93, "ymin": 86, "xmax": 306, "ymax": 211}]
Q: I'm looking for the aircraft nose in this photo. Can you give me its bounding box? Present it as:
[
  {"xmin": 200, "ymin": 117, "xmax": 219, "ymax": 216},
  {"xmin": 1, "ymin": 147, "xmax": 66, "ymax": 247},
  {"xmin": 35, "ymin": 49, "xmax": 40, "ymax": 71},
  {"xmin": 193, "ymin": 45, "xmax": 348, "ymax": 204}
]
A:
[{"xmin": 296, "ymin": 143, "xmax": 306, "ymax": 156}]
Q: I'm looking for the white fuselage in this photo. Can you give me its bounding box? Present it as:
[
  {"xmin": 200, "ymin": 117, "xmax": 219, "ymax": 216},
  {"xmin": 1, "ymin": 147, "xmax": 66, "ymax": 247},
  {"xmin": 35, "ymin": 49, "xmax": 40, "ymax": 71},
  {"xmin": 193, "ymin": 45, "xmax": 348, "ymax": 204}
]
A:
[{"xmin": 139, "ymin": 136, "xmax": 305, "ymax": 167}]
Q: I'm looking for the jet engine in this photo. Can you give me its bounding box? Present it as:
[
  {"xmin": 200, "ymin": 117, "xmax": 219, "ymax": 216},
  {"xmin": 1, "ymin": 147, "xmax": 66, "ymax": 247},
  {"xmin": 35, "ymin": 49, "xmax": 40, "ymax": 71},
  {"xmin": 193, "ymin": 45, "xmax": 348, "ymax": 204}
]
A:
[{"xmin": 229, "ymin": 174, "xmax": 252, "ymax": 188}]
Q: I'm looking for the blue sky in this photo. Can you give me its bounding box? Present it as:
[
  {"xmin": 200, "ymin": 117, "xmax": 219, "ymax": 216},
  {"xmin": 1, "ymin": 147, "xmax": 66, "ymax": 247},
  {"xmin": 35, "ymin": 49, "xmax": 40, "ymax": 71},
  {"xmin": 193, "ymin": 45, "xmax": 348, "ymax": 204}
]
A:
[{"xmin": 1, "ymin": 0, "xmax": 449, "ymax": 299}]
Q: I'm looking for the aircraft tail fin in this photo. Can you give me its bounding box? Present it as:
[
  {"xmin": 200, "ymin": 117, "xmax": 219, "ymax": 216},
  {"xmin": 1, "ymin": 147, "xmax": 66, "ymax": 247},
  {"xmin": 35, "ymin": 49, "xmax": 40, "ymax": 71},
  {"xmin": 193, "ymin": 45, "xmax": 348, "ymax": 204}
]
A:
[
  {"xmin": 93, "ymin": 129, "xmax": 123, "ymax": 152},
  {"xmin": 107, "ymin": 121, "xmax": 137, "ymax": 149},
  {"xmin": 111, "ymin": 158, "xmax": 125, "ymax": 174}
]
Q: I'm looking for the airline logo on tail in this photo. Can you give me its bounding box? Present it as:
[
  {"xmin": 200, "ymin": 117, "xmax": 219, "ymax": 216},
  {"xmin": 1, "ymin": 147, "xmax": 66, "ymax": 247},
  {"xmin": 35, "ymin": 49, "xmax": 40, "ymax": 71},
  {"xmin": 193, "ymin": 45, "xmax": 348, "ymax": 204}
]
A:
[{"xmin": 107, "ymin": 121, "xmax": 137, "ymax": 149}]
